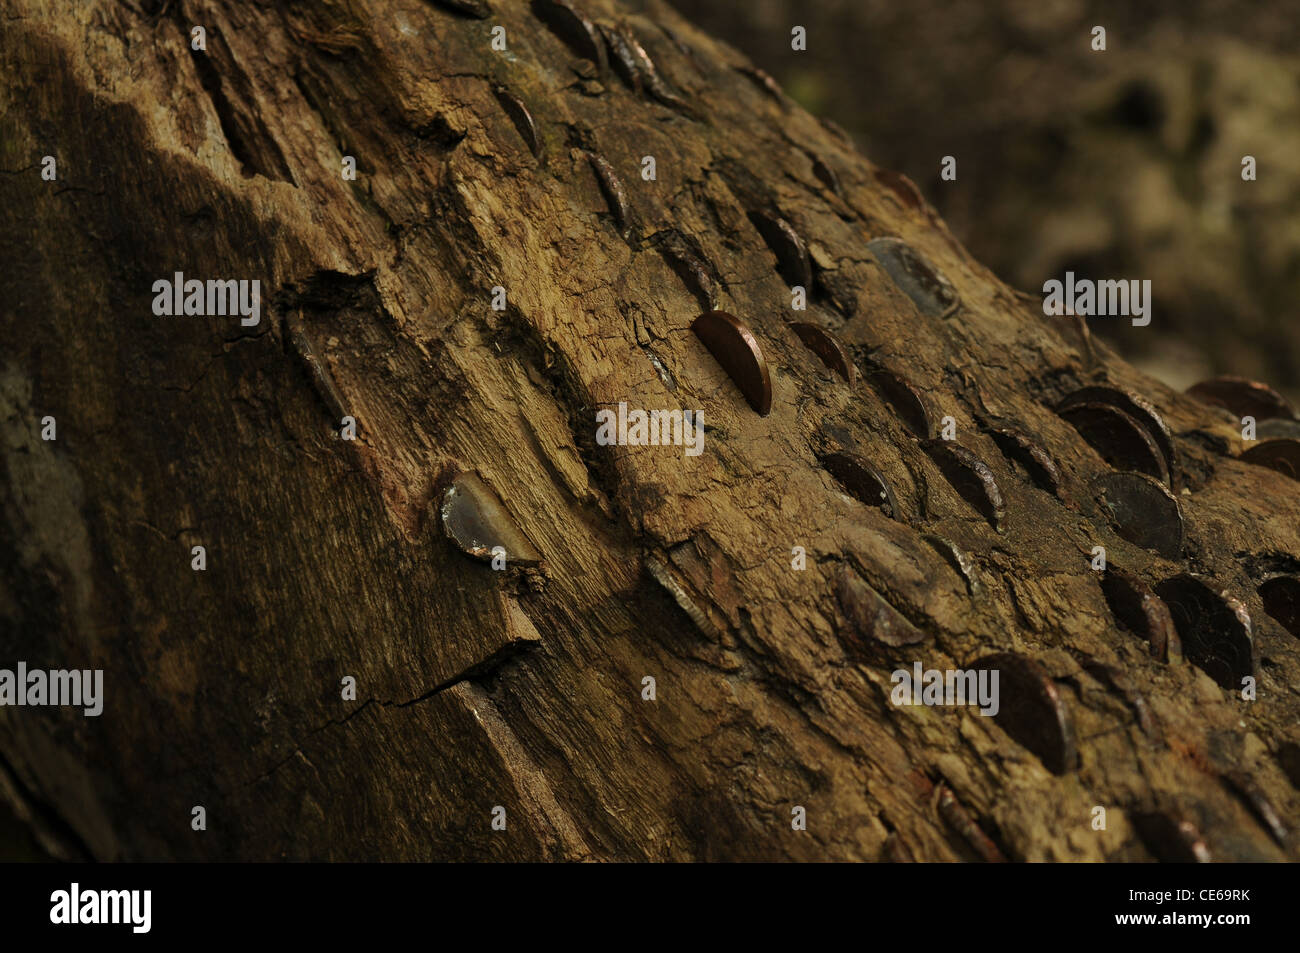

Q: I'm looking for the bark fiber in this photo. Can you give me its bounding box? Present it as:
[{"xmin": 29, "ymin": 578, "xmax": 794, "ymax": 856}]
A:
[{"xmin": 2, "ymin": 0, "xmax": 1299, "ymax": 861}]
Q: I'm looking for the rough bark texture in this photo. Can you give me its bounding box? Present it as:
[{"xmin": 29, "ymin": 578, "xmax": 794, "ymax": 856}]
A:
[
  {"xmin": 673, "ymin": 0, "xmax": 1300, "ymax": 400},
  {"xmin": 2, "ymin": 0, "xmax": 1299, "ymax": 861}
]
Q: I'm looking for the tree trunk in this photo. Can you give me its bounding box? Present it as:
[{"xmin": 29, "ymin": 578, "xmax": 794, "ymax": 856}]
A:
[
  {"xmin": 2, "ymin": 0, "xmax": 1298, "ymax": 862},
  {"xmin": 671, "ymin": 0, "xmax": 1300, "ymax": 400}
]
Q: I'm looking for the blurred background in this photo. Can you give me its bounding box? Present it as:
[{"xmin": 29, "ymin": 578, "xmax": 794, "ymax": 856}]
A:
[{"xmin": 670, "ymin": 0, "xmax": 1300, "ymax": 400}]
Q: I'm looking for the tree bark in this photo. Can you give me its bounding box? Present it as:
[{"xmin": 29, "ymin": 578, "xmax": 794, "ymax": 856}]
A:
[
  {"xmin": 672, "ymin": 0, "xmax": 1300, "ymax": 399},
  {"xmin": 2, "ymin": 0, "xmax": 1299, "ymax": 861}
]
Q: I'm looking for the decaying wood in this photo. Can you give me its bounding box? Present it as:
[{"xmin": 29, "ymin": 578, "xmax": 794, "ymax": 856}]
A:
[{"xmin": 2, "ymin": 0, "xmax": 1299, "ymax": 861}]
